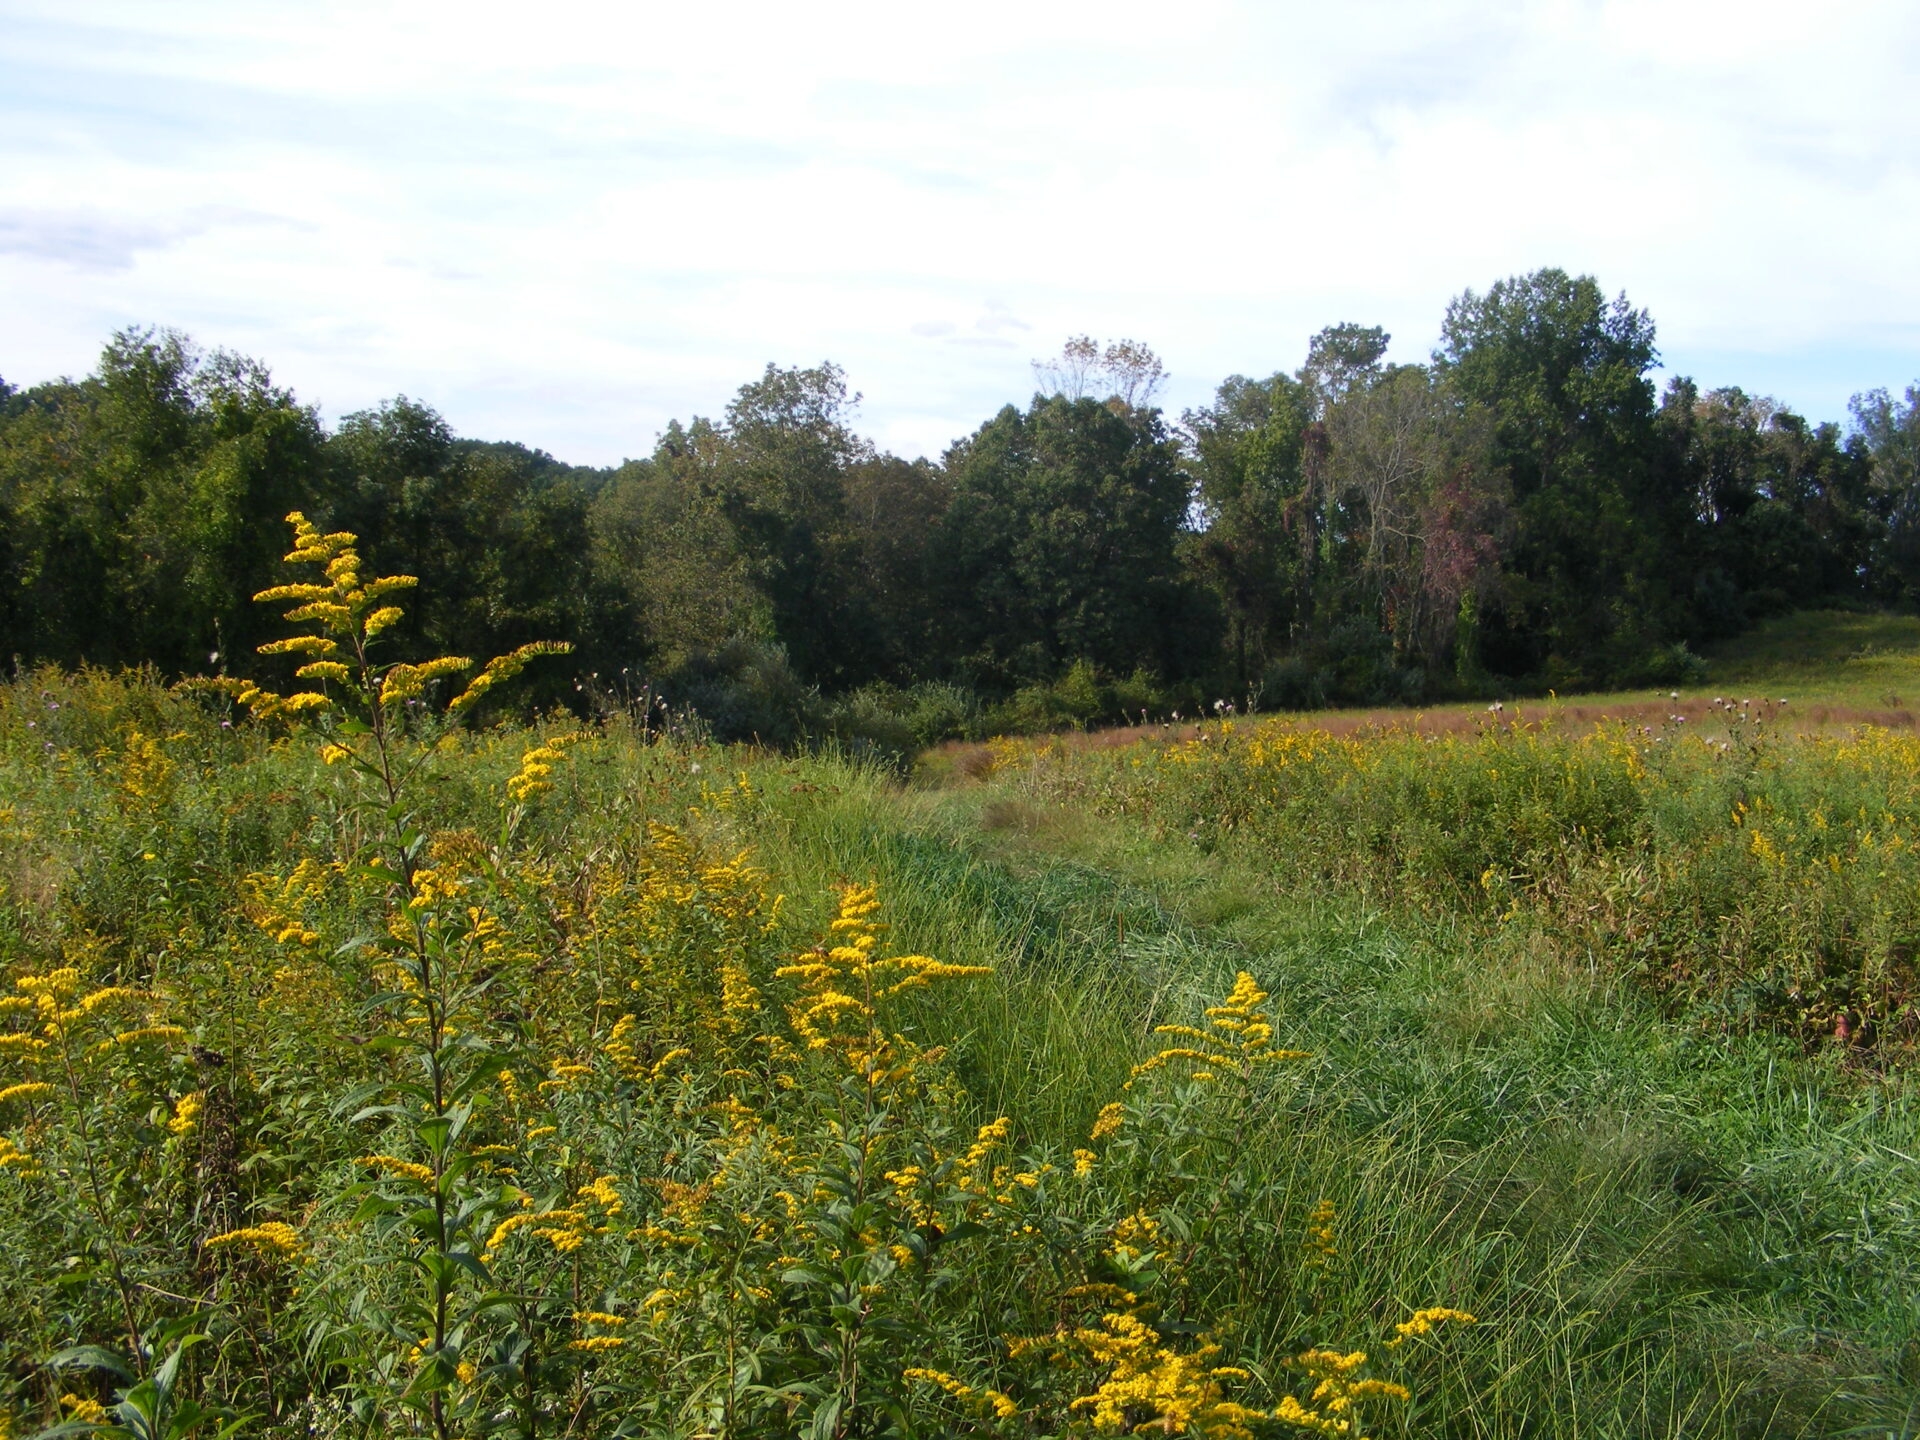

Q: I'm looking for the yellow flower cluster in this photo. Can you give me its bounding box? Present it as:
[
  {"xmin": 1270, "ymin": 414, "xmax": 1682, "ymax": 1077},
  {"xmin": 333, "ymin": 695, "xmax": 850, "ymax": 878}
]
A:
[
  {"xmin": 506, "ymin": 731, "xmax": 591, "ymax": 804},
  {"xmin": 204, "ymin": 1221, "xmax": 306, "ymax": 1262},
  {"xmin": 167, "ymin": 1091, "xmax": 203, "ymax": 1137},
  {"xmin": 568, "ymin": 1308, "xmax": 628, "ymax": 1352},
  {"xmin": 1108, "ymin": 1209, "xmax": 1161, "ymax": 1262},
  {"xmin": 0, "ymin": 1136, "xmax": 43, "ymax": 1179},
  {"xmin": 244, "ymin": 513, "xmax": 569, "ymax": 729},
  {"xmin": 357, "ymin": 1154, "xmax": 437, "ymax": 1185},
  {"xmin": 775, "ymin": 885, "xmax": 990, "ymax": 1084},
  {"xmin": 1302, "ymin": 1197, "xmax": 1338, "ymax": 1266},
  {"xmin": 1131, "ymin": 971, "xmax": 1309, "ymax": 1084},
  {"xmin": 1386, "ymin": 1306, "xmax": 1477, "ymax": 1347},
  {"xmin": 116, "ymin": 728, "xmax": 176, "ymax": 803},
  {"xmin": 1273, "ymin": 1348, "xmax": 1410, "ymax": 1437},
  {"xmin": 903, "ymin": 1368, "xmax": 1021, "ymax": 1420},
  {"xmin": 1069, "ymin": 1313, "xmax": 1267, "ymax": 1438},
  {"xmin": 59, "ymin": 1395, "xmax": 107, "ymax": 1425},
  {"xmin": 243, "ymin": 859, "xmax": 334, "ymax": 947}
]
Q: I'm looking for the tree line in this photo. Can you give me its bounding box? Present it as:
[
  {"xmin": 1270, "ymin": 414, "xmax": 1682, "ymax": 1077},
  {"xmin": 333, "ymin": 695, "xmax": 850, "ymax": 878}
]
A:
[{"xmin": 4, "ymin": 266, "xmax": 1919, "ymax": 742}]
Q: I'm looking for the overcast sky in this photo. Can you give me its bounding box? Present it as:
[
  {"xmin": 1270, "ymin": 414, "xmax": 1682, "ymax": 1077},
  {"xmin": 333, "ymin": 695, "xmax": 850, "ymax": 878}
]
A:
[{"xmin": 3, "ymin": 0, "xmax": 1917, "ymax": 465}]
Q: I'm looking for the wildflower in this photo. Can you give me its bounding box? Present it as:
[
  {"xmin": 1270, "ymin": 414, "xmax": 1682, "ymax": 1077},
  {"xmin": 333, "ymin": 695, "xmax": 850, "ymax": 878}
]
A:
[
  {"xmin": 100, "ymin": 1025, "xmax": 187, "ymax": 1050},
  {"xmin": 578, "ymin": 1175, "xmax": 624, "ymax": 1215},
  {"xmin": 1090, "ymin": 1102, "xmax": 1126, "ymax": 1142},
  {"xmin": 567, "ymin": 1336, "xmax": 625, "ymax": 1352},
  {"xmin": 1302, "ymin": 1198, "xmax": 1338, "ymax": 1266},
  {"xmin": 456, "ymin": 1361, "xmax": 478, "ymax": 1385},
  {"xmin": 1069, "ymin": 1313, "xmax": 1262, "ymax": 1437},
  {"xmin": 1073, "ymin": 1148, "xmax": 1098, "ymax": 1178},
  {"xmin": 1386, "ymin": 1306, "xmax": 1476, "ymax": 1347},
  {"xmin": 357, "ymin": 1154, "xmax": 437, "ymax": 1185},
  {"xmin": 204, "ymin": 1222, "xmax": 306, "ymax": 1262},
  {"xmin": 506, "ymin": 732, "xmax": 590, "ymax": 803},
  {"xmin": 1131, "ymin": 972, "xmax": 1308, "ymax": 1084},
  {"xmin": 905, "ymin": 1368, "xmax": 974, "ymax": 1399},
  {"xmin": 1109, "ymin": 1210, "xmax": 1161, "ymax": 1262},
  {"xmin": 1274, "ymin": 1347, "xmax": 1409, "ymax": 1434},
  {"xmin": 774, "ymin": 885, "xmax": 989, "ymax": 1083},
  {"xmin": 0, "ymin": 1083, "xmax": 54, "ymax": 1105},
  {"xmin": 167, "ymin": 1091, "xmax": 203, "ymax": 1136},
  {"xmin": 59, "ymin": 1395, "xmax": 108, "ymax": 1424},
  {"xmin": 447, "ymin": 642, "xmax": 573, "ymax": 716}
]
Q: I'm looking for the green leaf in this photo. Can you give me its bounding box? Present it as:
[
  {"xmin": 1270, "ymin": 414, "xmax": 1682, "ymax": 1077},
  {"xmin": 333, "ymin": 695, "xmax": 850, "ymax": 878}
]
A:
[{"xmin": 45, "ymin": 1345, "xmax": 137, "ymax": 1385}]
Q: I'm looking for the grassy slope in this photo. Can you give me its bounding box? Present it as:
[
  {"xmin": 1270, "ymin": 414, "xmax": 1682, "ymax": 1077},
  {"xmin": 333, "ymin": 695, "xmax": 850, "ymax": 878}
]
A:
[
  {"xmin": 748, "ymin": 762, "xmax": 1920, "ymax": 1438},
  {"xmin": 1702, "ymin": 609, "xmax": 1920, "ymax": 707}
]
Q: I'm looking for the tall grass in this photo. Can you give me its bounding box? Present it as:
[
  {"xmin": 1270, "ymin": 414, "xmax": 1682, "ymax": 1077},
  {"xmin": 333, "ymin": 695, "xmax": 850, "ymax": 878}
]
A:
[{"xmin": 2, "ymin": 662, "xmax": 1918, "ymax": 1435}]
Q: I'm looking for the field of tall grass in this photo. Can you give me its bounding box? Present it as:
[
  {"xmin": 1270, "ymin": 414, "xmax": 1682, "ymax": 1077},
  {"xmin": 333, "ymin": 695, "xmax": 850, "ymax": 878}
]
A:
[{"xmin": 3, "ymin": 526, "xmax": 1920, "ymax": 1437}]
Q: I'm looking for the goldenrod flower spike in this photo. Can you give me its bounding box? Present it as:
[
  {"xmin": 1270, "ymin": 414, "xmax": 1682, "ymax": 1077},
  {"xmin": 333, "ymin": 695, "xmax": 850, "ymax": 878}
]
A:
[
  {"xmin": 1132, "ymin": 971, "xmax": 1309, "ymax": 1084},
  {"xmin": 447, "ymin": 641, "xmax": 573, "ymax": 716},
  {"xmin": 1386, "ymin": 1306, "xmax": 1477, "ymax": 1346},
  {"xmin": 773, "ymin": 884, "xmax": 990, "ymax": 1082},
  {"xmin": 204, "ymin": 1222, "xmax": 306, "ymax": 1262}
]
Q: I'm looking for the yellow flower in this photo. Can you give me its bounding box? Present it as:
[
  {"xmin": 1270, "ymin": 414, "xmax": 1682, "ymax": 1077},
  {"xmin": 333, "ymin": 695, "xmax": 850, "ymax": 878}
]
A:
[
  {"xmin": 1069, "ymin": 1313, "xmax": 1262, "ymax": 1438},
  {"xmin": 1302, "ymin": 1197, "xmax": 1337, "ymax": 1266},
  {"xmin": 0, "ymin": 1083, "xmax": 54, "ymax": 1105},
  {"xmin": 578, "ymin": 1175, "xmax": 624, "ymax": 1215},
  {"xmin": 1132, "ymin": 971, "xmax": 1309, "ymax": 1084},
  {"xmin": 0, "ymin": 1136, "xmax": 43, "ymax": 1177},
  {"xmin": 59, "ymin": 1394, "xmax": 108, "ymax": 1424},
  {"xmin": 447, "ymin": 641, "xmax": 573, "ymax": 716},
  {"xmin": 167, "ymin": 1091, "xmax": 203, "ymax": 1136},
  {"xmin": 1386, "ymin": 1305, "xmax": 1477, "ymax": 1347},
  {"xmin": 1090, "ymin": 1102, "xmax": 1126, "ymax": 1142},
  {"xmin": 357, "ymin": 1154, "xmax": 436, "ymax": 1185},
  {"xmin": 100, "ymin": 1025, "xmax": 187, "ymax": 1050},
  {"xmin": 904, "ymin": 1368, "xmax": 973, "ymax": 1399},
  {"xmin": 204, "ymin": 1221, "xmax": 306, "ymax": 1262}
]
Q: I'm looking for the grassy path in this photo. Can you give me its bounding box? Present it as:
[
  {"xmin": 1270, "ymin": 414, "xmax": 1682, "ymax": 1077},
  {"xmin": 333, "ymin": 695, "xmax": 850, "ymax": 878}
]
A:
[{"xmin": 753, "ymin": 760, "xmax": 1920, "ymax": 1437}]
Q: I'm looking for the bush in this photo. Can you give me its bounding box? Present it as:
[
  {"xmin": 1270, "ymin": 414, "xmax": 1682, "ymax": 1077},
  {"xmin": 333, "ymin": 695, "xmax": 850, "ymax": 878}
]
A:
[{"xmin": 661, "ymin": 636, "xmax": 817, "ymax": 745}]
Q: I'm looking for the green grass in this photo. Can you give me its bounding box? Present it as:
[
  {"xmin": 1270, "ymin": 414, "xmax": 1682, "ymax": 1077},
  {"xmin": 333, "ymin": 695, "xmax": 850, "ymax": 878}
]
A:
[
  {"xmin": 749, "ymin": 761, "xmax": 1920, "ymax": 1435},
  {"xmin": 6, "ymin": 667, "xmax": 1920, "ymax": 1436},
  {"xmin": 1702, "ymin": 609, "xmax": 1920, "ymax": 708}
]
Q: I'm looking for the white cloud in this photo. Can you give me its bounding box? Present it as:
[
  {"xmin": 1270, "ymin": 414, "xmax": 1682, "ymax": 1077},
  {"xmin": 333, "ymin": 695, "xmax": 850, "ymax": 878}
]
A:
[{"xmin": 1, "ymin": 0, "xmax": 1916, "ymax": 461}]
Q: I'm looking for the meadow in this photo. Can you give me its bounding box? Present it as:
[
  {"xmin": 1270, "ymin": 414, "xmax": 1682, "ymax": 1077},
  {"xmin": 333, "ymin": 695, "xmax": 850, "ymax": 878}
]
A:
[{"xmin": 4, "ymin": 536, "xmax": 1920, "ymax": 1437}]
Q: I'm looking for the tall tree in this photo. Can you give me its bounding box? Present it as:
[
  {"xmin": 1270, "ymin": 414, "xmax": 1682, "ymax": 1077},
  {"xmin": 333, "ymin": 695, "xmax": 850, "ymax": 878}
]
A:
[
  {"xmin": 0, "ymin": 329, "xmax": 325, "ymax": 673},
  {"xmin": 935, "ymin": 395, "xmax": 1207, "ymax": 687},
  {"xmin": 1434, "ymin": 269, "xmax": 1665, "ymax": 682},
  {"xmin": 1183, "ymin": 372, "xmax": 1314, "ymax": 685},
  {"xmin": 1851, "ymin": 384, "xmax": 1920, "ymax": 603}
]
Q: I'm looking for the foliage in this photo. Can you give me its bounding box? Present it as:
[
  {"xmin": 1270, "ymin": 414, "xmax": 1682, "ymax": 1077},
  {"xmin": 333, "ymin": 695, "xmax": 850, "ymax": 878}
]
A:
[{"xmin": 3, "ymin": 278, "xmax": 1918, "ymax": 733}]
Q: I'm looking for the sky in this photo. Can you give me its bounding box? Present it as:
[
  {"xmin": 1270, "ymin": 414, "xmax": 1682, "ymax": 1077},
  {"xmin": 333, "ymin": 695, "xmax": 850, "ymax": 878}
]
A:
[{"xmin": 3, "ymin": 0, "xmax": 1917, "ymax": 466}]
